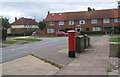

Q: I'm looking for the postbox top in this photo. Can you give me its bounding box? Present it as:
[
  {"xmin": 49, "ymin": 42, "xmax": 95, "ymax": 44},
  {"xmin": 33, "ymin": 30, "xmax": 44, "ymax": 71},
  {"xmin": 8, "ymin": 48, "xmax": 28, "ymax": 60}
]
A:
[{"xmin": 67, "ymin": 30, "xmax": 76, "ymax": 33}]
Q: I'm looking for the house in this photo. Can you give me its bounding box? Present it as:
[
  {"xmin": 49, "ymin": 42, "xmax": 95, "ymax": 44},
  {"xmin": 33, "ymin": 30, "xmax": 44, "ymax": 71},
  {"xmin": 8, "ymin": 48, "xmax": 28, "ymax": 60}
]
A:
[
  {"xmin": 44, "ymin": 7, "xmax": 120, "ymax": 34},
  {"xmin": 10, "ymin": 17, "xmax": 39, "ymax": 34}
]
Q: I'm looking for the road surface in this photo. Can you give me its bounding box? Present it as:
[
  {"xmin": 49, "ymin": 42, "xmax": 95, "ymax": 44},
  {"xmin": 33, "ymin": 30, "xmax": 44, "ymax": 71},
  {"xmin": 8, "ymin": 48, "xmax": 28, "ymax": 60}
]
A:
[{"xmin": 1, "ymin": 37, "xmax": 99, "ymax": 66}]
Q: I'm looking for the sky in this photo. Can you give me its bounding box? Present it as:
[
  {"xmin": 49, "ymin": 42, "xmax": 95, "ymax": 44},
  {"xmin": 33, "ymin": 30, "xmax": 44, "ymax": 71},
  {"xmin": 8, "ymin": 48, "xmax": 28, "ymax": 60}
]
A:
[{"xmin": 0, "ymin": 0, "xmax": 119, "ymax": 23}]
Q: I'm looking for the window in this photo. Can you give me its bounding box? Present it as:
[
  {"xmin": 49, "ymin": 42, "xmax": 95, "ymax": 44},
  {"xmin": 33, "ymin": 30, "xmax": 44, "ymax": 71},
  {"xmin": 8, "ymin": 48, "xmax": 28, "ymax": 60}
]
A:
[
  {"xmin": 59, "ymin": 13, "xmax": 62, "ymax": 16},
  {"xmin": 52, "ymin": 14, "xmax": 54, "ymax": 16},
  {"xmin": 114, "ymin": 18, "xmax": 120, "ymax": 22},
  {"xmin": 92, "ymin": 27, "xmax": 101, "ymax": 31},
  {"xmin": 79, "ymin": 20, "xmax": 85, "ymax": 24},
  {"xmin": 58, "ymin": 21, "xmax": 64, "ymax": 25},
  {"xmin": 47, "ymin": 28, "xmax": 55, "ymax": 33},
  {"xmin": 91, "ymin": 19, "xmax": 98, "ymax": 24},
  {"xmin": 69, "ymin": 20, "xmax": 74, "ymax": 25},
  {"xmin": 49, "ymin": 21, "xmax": 54, "ymax": 26},
  {"xmin": 75, "ymin": 27, "xmax": 84, "ymax": 32},
  {"xmin": 24, "ymin": 25, "xmax": 27, "ymax": 27},
  {"xmin": 103, "ymin": 19, "xmax": 110, "ymax": 23}
]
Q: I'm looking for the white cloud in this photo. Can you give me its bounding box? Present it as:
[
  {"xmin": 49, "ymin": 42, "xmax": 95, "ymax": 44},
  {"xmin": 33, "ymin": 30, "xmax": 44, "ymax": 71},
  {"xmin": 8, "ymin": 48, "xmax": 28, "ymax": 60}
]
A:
[
  {"xmin": 0, "ymin": 0, "xmax": 118, "ymax": 2},
  {"xmin": 0, "ymin": 10, "xmax": 23, "ymax": 22},
  {"xmin": 0, "ymin": 1, "xmax": 119, "ymax": 23}
]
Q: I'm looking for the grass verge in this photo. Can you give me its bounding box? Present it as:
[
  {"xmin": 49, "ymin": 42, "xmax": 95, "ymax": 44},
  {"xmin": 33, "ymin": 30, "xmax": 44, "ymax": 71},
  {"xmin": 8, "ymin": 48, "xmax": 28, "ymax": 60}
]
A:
[
  {"xmin": 31, "ymin": 53, "xmax": 63, "ymax": 69},
  {"xmin": 0, "ymin": 45, "xmax": 5, "ymax": 47},
  {"xmin": 15, "ymin": 38, "xmax": 42, "ymax": 42},
  {"xmin": 36, "ymin": 35, "xmax": 57, "ymax": 38},
  {"xmin": 107, "ymin": 69, "xmax": 112, "ymax": 72},
  {"xmin": 109, "ymin": 37, "xmax": 120, "ymax": 42},
  {"xmin": 88, "ymin": 34, "xmax": 103, "ymax": 37},
  {"xmin": 2, "ymin": 41, "xmax": 20, "ymax": 44}
]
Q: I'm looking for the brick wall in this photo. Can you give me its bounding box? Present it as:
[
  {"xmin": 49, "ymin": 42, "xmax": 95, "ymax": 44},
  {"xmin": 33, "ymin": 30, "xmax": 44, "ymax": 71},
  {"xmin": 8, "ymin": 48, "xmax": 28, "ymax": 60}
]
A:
[{"xmin": 46, "ymin": 18, "xmax": 119, "ymax": 31}]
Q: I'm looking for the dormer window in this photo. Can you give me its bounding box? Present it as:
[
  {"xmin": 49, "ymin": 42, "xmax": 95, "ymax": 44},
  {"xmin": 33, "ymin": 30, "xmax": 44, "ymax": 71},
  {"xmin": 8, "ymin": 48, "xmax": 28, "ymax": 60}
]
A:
[
  {"xmin": 59, "ymin": 13, "xmax": 62, "ymax": 16},
  {"xmin": 52, "ymin": 14, "xmax": 54, "ymax": 16}
]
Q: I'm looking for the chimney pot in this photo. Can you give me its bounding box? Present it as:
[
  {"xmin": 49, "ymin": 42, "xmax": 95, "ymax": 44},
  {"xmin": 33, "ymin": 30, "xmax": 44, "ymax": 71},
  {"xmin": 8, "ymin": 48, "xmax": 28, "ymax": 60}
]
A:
[
  {"xmin": 48, "ymin": 11, "xmax": 50, "ymax": 14},
  {"xmin": 88, "ymin": 7, "xmax": 92, "ymax": 11},
  {"xmin": 15, "ymin": 17, "xmax": 17, "ymax": 21}
]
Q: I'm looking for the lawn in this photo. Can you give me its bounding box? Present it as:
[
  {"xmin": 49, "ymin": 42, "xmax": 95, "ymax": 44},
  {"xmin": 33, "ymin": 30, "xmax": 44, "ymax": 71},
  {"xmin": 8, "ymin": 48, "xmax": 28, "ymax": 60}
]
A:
[
  {"xmin": 36, "ymin": 35, "xmax": 57, "ymax": 38},
  {"xmin": 109, "ymin": 37, "xmax": 120, "ymax": 42},
  {"xmin": 2, "ymin": 41, "xmax": 20, "ymax": 44},
  {"xmin": 88, "ymin": 34, "xmax": 104, "ymax": 37},
  {"xmin": 15, "ymin": 38, "xmax": 42, "ymax": 42}
]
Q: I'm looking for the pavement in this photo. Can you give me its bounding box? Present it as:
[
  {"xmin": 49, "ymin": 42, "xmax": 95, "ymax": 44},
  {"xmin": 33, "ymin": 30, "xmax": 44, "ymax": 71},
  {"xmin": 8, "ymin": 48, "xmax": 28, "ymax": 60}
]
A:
[
  {"xmin": 2, "ymin": 55, "xmax": 59, "ymax": 75},
  {"xmin": 1, "ymin": 36, "xmax": 119, "ymax": 75},
  {"xmin": 56, "ymin": 36, "xmax": 110, "ymax": 75}
]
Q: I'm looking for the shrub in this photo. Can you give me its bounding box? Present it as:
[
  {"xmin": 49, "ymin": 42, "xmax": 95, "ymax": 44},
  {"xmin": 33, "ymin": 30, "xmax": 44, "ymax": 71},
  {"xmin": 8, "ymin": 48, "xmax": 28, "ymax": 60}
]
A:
[
  {"xmin": 24, "ymin": 30, "xmax": 34, "ymax": 36},
  {"xmin": 0, "ymin": 29, "xmax": 7, "ymax": 40},
  {"xmin": 11, "ymin": 33, "xmax": 24, "ymax": 36},
  {"xmin": 80, "ymin": 31, "xmax": 105, "ymax": 35}
]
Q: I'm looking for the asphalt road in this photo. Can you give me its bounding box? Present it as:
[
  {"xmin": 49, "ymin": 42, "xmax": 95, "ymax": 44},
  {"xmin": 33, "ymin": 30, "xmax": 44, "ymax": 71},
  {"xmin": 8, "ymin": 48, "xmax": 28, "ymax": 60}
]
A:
[{"xmin": 1, "ymin": 36, "xmax": 100, "ymax": 66}]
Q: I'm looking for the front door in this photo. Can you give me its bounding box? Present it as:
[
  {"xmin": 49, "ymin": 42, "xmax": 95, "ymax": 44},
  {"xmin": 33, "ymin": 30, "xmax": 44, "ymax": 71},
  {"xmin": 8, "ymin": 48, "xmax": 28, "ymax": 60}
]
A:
[{"xmin": 86, "ymin": 28, "xmax": 89, "ymax": 31}]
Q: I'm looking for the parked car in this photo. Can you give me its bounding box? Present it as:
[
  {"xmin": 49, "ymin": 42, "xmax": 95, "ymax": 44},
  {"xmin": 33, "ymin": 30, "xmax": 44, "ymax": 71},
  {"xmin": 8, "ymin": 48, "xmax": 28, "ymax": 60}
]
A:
[{"xmin": 56, "ymin": 31, "xmax": 68, "ymax": 36}]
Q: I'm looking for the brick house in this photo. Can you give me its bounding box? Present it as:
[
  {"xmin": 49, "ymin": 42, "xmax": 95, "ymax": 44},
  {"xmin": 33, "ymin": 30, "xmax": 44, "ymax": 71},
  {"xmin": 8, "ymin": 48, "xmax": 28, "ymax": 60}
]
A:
[
  {"xmin": 10, "ymin": 17, "xmax": 40, "ymax": 34},
  {"xmin": 44, "ymin": 7, "xmax": 120, "ymax": 34}
]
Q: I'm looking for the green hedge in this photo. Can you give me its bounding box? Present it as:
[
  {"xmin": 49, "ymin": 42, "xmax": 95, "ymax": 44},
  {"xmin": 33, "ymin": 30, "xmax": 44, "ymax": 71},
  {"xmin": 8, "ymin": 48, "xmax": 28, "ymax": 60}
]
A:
[
  {"xmin": 24, "ymin": 30, "xmax": 34, "ymax": 36},
  {"xmin": 80, "ymin": 31, "xmax": 105, "ymax": 35},
  {"xmin": 0, "ymin": 29, "xmax": 7, "ymax": 40},
  {"xmin": 8, "ymin": 33, "xmax": 24, "ymax": 36}
]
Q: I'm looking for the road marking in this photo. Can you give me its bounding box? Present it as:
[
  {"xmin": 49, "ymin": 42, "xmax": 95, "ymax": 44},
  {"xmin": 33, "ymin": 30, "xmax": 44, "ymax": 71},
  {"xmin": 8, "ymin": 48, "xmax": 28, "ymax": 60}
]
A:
[
  {"xmin": 18, "ymin": 46, "xmax": 29, "ymax": 49},
  {"xmin": 11, "ymin": 49, "xmax": 15, "ymax": 50},
  {"xmin": 11, "ymin": 46, "xmax": 29, "ymax": 50}
]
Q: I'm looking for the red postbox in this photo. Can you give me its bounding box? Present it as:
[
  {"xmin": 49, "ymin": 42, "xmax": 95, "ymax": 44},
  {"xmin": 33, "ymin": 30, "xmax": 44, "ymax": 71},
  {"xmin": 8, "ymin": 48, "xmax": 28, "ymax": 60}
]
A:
[{"xmin": 68, "ymin": 30, "xmax": 76, "ymax": 58}]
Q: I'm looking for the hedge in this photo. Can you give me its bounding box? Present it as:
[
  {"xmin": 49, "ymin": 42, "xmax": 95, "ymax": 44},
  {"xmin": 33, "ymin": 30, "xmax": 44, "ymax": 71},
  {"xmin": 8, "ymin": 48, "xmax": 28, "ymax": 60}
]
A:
[
  {"xmin": 24, "ymin": 30, "xmax": 34, "ymax": 36},
  {"xmin": 7, "ymin": 33, "xmax": 24, "ymax": 36},
  {"xmin": 0, "ymin": 29, "xmax": 7, "ymax": 40},
  {"xmin": 80, "ymin": 31, "xmax": 105, "ymax": 35}
]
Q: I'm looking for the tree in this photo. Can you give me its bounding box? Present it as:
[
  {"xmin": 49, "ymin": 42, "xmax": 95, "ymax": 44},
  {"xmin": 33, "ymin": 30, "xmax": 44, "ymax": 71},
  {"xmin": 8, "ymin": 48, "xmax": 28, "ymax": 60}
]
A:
[
  {"xmin": 38, "ymin": 21, "xmax": 46, "ymax": 30},
  {"xmin": 0, "ymin": 17, "xmax": 10, "ymax": 40},
  {"xmin": 1, "ymin": 17, "xmax": 10, "ymax": 29}
]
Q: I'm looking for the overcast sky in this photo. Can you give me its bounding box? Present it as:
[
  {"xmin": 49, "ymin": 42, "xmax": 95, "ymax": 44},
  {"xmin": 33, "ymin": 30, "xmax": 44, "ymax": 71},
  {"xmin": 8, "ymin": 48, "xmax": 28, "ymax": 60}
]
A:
[{"xmin": 0, "ymin": 0, "xmax": 119, "ymax": 23}]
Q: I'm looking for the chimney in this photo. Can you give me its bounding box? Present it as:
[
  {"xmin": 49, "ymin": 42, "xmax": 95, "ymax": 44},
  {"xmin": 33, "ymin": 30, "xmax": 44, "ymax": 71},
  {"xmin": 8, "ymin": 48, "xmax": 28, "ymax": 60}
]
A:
[
  {"xmin": 15, "ymin": 17, "xmax": 17, "ymax": 21},
  {"xmin": 48, "ymin": 11, "xmax": 50, "ymax": 14},
  {"xmin": 88, "ymin": 7, "xmax": 92, "ymax": 11}
]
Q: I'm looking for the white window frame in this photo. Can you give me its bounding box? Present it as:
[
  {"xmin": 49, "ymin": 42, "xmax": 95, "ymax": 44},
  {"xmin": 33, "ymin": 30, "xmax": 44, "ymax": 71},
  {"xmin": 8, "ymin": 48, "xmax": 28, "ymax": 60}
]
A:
[
  {"xmin": 114, "ymin": 18, "xmax": 120, "ymax": 23},
  {"xmin": 75, "ymin": 27, "xmax": 84, "ymax": 32},
  {"xmin": 92, "ymin": 27, "xmax": 101, "ymax": 31},
  {"xmin": 103, "ymin": 19, "xmax": 110, "ymax": 23},
  {"xmin": 91, "ymin": 19, "xmax": 98, "ymax": 24},
  {"xmin": 58, "ymin": 21, "xmax": 64, "ymax": 25},
  {"xmin": 79, "ymin": 20, "xmax": 85, "ymax": 24},
  {"xmin": 49, "ymin": 21, "xmax": 54, "ymax": 26},
  {"xmin": 69, "ymin": 20, "xmax": 74, "ymax": 25},
  {"xmin": 47, "ymin": 28, "xmax": 55, "ymax": 33}
]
